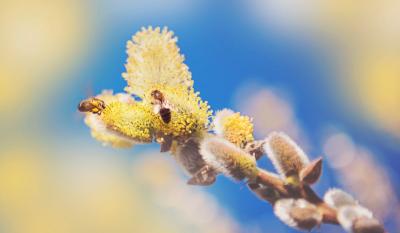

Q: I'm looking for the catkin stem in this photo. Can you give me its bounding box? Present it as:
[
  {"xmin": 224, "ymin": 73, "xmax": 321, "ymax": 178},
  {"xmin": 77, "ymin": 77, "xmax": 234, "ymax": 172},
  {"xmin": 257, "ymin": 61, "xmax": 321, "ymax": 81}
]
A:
[{"xmin": 254, "ymin": 168, "xmax": 340, "ymax": 225}]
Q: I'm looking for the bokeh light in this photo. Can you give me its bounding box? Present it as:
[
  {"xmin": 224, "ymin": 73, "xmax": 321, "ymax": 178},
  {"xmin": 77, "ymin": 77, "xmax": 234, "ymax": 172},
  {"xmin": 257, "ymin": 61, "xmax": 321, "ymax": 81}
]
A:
[
  {"xmin": 0, "ymin": 0, "xmax": 90, "ymax": 120},
  {"xmin": 323, "ymin": 130, "xmax": 398, "ymax": 219},
  {"xmin": 235, "ymin": 84, "xmax": 308, "ymax": 147},
  {"xmin": 343, "ymin": 52, "xmax": 400, "ymax": 138},
  {"xmin": 0, "ymin": 139, "xmax": 240, "ymax": 233}
]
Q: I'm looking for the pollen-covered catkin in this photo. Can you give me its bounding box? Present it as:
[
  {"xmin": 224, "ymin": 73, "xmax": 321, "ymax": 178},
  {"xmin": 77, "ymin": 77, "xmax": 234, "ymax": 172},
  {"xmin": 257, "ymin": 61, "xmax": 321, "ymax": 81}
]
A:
[
  {"xmin": 123, "ymin": 26, "xmax": 193, "ymax": 99},
  {"xmin": 123, "ymin": 27, "xmax": 211, "ymax": 136},
  {"xmin": 83, "ymin": 91, "xmax": 137, "ymax": 148},
  {"xmin": 101, "ymin": 101, "xmax": 159, "ymax": 143},
  {"xmin": 200, "ymin": 137, "xmax": 258, "ymax": 181},
  {"xmin": 213, "ymin": 109, "xmax": 254, "ymax": 148}
]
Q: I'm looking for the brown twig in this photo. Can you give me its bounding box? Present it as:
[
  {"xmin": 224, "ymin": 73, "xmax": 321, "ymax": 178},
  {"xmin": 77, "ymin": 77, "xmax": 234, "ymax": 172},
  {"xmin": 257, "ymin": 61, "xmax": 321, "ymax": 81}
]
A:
[{"xmin": 251, "ymin": 161, "xmax": 340, "ymax": 225}]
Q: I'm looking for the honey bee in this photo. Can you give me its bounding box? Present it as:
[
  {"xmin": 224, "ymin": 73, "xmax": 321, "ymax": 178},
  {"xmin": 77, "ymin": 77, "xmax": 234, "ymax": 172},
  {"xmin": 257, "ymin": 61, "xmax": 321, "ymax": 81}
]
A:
[
  {"xmin": 187, "ymin": 164, "xmax": 216, "ymax": 186},
  {"xmin": 175, "ymin": 138, "xmax": 217, "ymax": 186},
  {"xmin": 151, "ymin": 90, "xmax": 172, "ymax": 123},
  {"xmin": 78, "ymin": 97, "xmax": 106, "ymax": 115}
]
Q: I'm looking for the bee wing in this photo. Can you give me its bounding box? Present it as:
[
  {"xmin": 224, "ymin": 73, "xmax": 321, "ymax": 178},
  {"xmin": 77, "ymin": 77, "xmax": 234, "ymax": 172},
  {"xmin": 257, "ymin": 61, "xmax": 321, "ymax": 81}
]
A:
[
  {"xmin": 153, "ymin": 104, "xmax": 161, "ymax": 114},
  {"xmin": 163, "ymin": 100, "xmax": 173, "ymax": 110},
  {"xmin": 187, "ymin": 165, "xmax": 216, "ymax": 186}
]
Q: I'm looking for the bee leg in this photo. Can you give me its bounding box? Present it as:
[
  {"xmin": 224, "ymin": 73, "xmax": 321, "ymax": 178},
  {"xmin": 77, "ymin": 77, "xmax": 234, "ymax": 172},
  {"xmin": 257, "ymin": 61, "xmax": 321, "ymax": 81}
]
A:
[{"xmin": 187, "ymin": 165, "xmax": 216, "ymax": 186}]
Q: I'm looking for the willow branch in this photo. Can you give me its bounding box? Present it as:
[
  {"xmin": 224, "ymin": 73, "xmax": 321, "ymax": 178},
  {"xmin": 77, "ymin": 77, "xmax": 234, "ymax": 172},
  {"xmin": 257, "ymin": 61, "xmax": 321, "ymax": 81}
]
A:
[{"xmin": 250, "ymin": 160, "xmax": 339, "ymax": 226}]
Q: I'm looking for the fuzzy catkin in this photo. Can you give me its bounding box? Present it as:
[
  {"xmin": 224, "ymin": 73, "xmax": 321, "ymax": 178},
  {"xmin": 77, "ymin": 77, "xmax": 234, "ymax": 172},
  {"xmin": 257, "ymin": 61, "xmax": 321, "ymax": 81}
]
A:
[{"xmin": 264, "ymin": 132, "xmax": 309, "ymax": 178}]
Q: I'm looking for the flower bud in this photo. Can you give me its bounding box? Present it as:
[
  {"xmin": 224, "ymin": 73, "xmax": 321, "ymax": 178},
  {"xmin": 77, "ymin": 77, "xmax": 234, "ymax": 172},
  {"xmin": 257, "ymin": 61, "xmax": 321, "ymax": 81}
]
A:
[
  {"xmin": 324, "ymin": 188, "xmax": 357, "ymax": 209},
  {"xmin": 337, "ymin": 205, "xmax": 373, "ymax": 232},
  {"xmin": 264, "ymin": 132, "xmax": 310, "ymax": 178},
  {"xmin": 300, "ymin": 157, "xmax": 323, "ymax": 184},
  {"xmin": 352, "ymin": 217, "xmax": 384, "ymax": 233},
  {"xmin": 274, "ymin": 198, "xmax": 322, "ymax": 231}
]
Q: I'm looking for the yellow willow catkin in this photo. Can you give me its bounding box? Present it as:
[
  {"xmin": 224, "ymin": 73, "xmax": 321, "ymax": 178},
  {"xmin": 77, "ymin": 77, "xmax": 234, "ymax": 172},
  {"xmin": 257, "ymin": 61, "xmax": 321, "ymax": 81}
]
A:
[
  {"xmin": 152, "ymin": 85, "xmax": 211, "ymax": 137},
  {"xmin": 213, "ymin": 109, "xmax": 254, "ymax": 148},
  {"xmin": 123, "ymin": 26, "xmax": 193, "ymax": 99},
  {"xmin": 122, "ymin": 26, "xmax": 211, "ymax": 136},
  {"xmin": 83, "ymin": 90, "xmax": 137, "ymax": 148},
  {"xmin": 101, "ymin": 101, "xmax": 160, "ymax": 143},
  {"xmin": 201, "ymin": 137, "xmax": 258, "ymax": 181}
]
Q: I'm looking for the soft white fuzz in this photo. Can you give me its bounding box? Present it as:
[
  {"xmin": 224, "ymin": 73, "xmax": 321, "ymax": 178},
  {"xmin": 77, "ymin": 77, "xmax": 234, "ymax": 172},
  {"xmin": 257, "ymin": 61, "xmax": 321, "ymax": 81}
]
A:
[{"xmin": 264, "ymin": 132, "xmax": 310, "ymax": 178}]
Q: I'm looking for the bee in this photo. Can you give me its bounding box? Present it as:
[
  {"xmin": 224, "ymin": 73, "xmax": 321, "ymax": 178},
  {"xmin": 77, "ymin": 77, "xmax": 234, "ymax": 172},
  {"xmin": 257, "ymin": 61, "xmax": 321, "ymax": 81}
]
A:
[
  {"xmin": 174, "ymin": 138, "xmax": 217, "ymax": 186},
  {"xmin": 78, "ymin": 97, "xmax": 106, "ymax": 115},
  {"xmin": 150, "ymin": 90, "xmax": 172, "ymax": 123},
  {"xmin": 187, "ymin": 164, "xmax": 216, "ymax": 186}
]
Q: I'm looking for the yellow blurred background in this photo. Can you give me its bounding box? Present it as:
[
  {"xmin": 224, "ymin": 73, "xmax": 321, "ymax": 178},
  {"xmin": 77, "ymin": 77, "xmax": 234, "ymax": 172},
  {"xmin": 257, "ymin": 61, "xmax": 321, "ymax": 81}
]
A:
[{"xmin": 0, "ymin": 0, "xmax": 90, "ymax": 121}]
